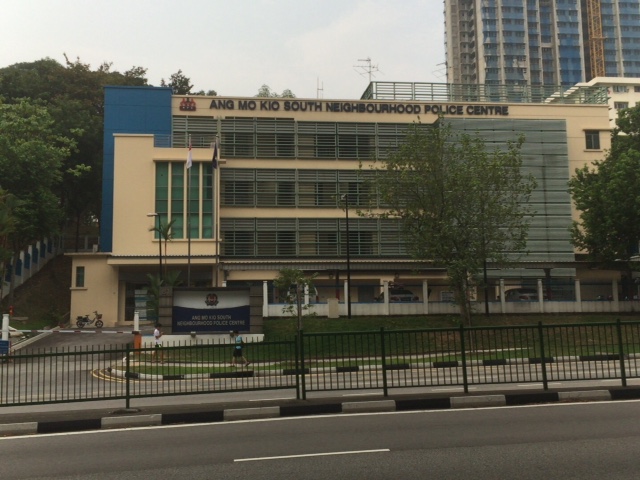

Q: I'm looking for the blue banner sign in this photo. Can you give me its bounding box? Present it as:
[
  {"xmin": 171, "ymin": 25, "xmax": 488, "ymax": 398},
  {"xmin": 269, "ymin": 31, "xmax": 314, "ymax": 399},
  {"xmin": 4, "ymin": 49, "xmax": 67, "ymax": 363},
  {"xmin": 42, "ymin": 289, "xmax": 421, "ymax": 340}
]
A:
[{"xmin": 172, "ymin": 288, "xmax": 251, "ymax": 333}]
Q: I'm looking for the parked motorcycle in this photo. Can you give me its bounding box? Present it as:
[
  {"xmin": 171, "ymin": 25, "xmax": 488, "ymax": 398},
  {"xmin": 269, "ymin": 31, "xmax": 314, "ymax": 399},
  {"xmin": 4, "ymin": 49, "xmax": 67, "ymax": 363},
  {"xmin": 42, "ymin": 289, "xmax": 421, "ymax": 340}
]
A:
[{"xmin": 76, "ymin": 311, "xmax": 103, "ymax": 328}]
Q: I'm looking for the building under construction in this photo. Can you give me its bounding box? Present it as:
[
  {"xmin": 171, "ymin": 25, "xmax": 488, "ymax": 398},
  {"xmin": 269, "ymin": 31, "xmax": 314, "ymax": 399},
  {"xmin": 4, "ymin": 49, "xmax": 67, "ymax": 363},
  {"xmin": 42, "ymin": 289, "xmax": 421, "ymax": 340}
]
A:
[{"xmin": 445, "ymin": 0, "xmax": 640, "ymax": 86}]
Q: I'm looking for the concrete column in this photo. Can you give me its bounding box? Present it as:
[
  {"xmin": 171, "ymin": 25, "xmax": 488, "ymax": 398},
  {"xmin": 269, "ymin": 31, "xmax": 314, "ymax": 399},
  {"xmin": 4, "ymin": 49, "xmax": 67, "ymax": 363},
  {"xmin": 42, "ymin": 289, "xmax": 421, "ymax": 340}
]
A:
[
  {"xmin": 613, "ymin": 279, "xmax": 619, "ymax": 311},
  {"xmin": 537, "ymin": 279, "xmax": 544, "ymax": 313},
  {"xmin": 382, "ymin": 280, "xmax": 390, "ymax": 316},
  {"xmin": 575, "ymin": 279, "xmax": 582, "ymax": 312},
  {"xmin": 262, "ymin": 281, "xmax": 269, "ymax": 318},
  {"xmin": 423, "ymin": 280, "xmax": 429, "ymax": 315},
  {"xmin": 343, "ymin": 280, "xmax": 348, "ymax": 316},
  {"xmin": 304, "ymin": 284, "xmax": 310, "ymax": 306}
]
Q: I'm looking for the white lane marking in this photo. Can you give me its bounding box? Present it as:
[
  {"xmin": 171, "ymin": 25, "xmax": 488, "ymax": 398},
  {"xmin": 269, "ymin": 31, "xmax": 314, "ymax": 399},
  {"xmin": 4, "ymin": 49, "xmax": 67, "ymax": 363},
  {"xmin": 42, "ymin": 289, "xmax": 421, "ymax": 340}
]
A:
[
  {"xmin": 249, "ymin": 397, "xmax": 294, "ymax": 402},
  {"xmin": 235, "ymin": 449, "xmax": 390, "ymax": 462},
  {"xmin": 342, "ymin": 393, "xmax": 380, "ymax": 397}
]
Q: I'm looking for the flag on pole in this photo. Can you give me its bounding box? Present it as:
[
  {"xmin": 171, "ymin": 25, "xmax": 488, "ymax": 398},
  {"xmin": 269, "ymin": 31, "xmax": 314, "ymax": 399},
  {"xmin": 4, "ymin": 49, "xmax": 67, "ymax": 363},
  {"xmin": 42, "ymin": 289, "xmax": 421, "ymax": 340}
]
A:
[
  {"xmin": 212, "ymin": 137, "xmax": 219, "ymax": 169},
  {"xmin": 186, "ymin": 139, "xmax": 193, "ymax": 169}
]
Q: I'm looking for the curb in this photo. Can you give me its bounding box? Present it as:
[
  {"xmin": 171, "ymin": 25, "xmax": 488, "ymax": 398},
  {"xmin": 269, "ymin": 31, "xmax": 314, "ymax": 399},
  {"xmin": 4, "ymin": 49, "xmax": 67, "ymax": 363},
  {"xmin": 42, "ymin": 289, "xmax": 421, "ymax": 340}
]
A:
[{"xmin": 2, "ymin": 387, "xmax": 640, "ymax": 437}]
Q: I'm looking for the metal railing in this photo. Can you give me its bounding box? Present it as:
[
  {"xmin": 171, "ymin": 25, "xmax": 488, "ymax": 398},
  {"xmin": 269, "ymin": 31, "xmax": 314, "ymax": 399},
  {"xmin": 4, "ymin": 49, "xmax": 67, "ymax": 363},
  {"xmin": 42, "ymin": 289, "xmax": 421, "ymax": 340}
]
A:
[
  {"xmin": 2, "ymin": 320, "xmax": 640, "ymax": 407},
  {"xmin": 360, "ymin": 81, "xmax": 609, "ymax": 104}
]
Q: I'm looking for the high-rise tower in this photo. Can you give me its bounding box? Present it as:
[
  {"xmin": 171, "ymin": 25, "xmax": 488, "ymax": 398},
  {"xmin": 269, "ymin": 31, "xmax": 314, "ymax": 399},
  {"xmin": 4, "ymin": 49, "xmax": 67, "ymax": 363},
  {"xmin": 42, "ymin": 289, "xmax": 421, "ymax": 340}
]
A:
[{"xmin": 445, "ymin": 0, "xmax": 640, "ymax": 86}]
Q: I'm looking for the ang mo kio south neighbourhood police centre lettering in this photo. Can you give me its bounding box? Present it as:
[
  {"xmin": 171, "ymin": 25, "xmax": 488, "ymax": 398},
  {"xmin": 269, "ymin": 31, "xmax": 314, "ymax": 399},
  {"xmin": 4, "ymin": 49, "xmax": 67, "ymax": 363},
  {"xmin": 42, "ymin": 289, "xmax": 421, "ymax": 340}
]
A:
[
  {"xmin": 172, "ymin": 288, "xmax": 251, "ymax": 333},
  {"xmin": 209, "ymin": 99, "xmax": 510, "ymax": 116}
]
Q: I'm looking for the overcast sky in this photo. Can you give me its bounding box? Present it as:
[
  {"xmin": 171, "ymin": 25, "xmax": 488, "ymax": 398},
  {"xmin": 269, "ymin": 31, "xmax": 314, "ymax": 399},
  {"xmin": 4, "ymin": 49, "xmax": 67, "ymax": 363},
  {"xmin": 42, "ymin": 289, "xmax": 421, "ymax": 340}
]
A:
[{"xmin": 1, "ymin": 0, "xmax": 446, "ymax": 100}]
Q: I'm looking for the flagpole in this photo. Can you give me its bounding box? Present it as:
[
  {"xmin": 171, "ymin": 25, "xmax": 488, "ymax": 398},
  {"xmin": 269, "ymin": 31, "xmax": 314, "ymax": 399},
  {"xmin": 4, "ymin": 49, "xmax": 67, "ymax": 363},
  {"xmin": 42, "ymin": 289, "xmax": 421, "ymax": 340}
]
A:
[
  {"xmin": 187, "ymin": 135, "xmax": 192, "ymax": 287},
  {"xmin": 211, "ymin": 136, "xmax": 220, "ymax": 287},
  {"xmin": 215, "ymin": 136, "xmax": 220, "ymax": 287}
]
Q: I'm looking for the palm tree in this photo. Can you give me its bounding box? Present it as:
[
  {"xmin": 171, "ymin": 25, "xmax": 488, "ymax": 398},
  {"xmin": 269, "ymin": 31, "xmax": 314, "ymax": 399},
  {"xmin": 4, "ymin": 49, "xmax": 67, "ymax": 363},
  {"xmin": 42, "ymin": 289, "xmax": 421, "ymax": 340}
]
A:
[{"xmin": 148, "ymin": 218, "xmax": 176, "ymax": 282}]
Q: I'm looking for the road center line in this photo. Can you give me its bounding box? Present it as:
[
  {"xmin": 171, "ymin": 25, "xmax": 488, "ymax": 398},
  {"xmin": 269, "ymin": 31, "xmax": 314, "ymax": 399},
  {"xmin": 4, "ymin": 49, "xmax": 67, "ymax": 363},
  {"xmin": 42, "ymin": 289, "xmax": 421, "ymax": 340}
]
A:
[{"xmin": 235, "ymin": 449, "xmax": 390, "ymax": 462}]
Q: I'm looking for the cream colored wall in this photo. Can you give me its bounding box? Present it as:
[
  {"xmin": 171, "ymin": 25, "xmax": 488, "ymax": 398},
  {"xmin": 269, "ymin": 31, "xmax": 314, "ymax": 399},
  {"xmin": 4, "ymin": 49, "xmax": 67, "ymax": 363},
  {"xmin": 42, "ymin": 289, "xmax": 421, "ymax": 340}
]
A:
[
  {"xmin": 111, "ymin": 134, "xmax": 221, "ymax": 261},
  {"xmin": 69, "ymin": 254, "xmax": 119, "ymax": 326}
]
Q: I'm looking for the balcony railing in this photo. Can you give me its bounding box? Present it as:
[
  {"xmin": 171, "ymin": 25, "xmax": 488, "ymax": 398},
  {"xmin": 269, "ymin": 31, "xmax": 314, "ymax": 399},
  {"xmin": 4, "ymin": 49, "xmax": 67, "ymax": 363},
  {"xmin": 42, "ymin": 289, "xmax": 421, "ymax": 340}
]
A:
[{"xmin": 361, "ymin": 81, "xmax": 609, "ymax": 105}]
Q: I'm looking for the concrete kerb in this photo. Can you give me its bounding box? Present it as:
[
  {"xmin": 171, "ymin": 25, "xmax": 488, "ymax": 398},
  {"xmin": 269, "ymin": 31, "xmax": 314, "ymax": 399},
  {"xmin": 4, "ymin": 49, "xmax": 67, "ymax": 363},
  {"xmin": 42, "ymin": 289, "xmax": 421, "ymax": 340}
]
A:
[
  {"xmin": 0, "ymin": 422, "xmax": 38, "ymax": 436},
  {"xmin": 223, "ymin": 406, "xmax": 280, "ymax": 421},
  {"xmin": 2, "ymin": 387, "xmax": 640, "ymax": 437},
  {"xmin": 342, "ymin": 400, "xmax": 396, "ymax": 413},
  {"xmin": 101, "ymin": 414, "xmax": 162, "ymax": 429},
  {"xmin": 558, "ymin": 389, "xmax": 611, "ymax": 401},
  {"xmin": 450, "ymin": 394, "xmax": 506, "ymax": 409}
]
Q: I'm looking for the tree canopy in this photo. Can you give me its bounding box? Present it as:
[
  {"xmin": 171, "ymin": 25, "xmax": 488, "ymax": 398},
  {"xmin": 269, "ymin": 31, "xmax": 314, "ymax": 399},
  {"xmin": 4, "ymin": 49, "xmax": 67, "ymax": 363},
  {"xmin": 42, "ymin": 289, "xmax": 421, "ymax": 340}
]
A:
[
  {"xmin": 0, "ymin": 99, "xmax": 75, "ymax": 302},
  {"xmin": 255, "ymin": 84, "xmax": 296, "ymax": 98},
  {"xmin": 0, "ymin": 56, "xmax": 149, "ymax": 249},
  {"xmin": 364, "ymin": 120, "xmax": 536, "ymax": 324}
]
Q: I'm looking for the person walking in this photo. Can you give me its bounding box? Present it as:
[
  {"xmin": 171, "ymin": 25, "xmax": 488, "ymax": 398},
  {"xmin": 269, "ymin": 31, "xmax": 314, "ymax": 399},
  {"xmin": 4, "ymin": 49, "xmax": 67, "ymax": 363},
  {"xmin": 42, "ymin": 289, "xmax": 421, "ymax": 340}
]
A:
[
  {"xmin": 153, "ymin": 323, "xmax": 164, "ymax": 363},
  {"xmin": 230, "ymin": 330, "xmax": 250, "ymax": 367}
]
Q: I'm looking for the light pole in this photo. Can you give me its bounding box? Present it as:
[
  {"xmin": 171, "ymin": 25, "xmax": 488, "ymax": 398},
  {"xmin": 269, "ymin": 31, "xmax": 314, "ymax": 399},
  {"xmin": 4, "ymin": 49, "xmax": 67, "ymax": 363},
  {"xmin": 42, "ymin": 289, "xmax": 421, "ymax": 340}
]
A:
[
  {"xmin": 147, "ymin": 213, "xmax": 162, "ymax": 282},
  {"xmin": 341, "ymin": 194, "xmax": 352, "ymax": 319}
]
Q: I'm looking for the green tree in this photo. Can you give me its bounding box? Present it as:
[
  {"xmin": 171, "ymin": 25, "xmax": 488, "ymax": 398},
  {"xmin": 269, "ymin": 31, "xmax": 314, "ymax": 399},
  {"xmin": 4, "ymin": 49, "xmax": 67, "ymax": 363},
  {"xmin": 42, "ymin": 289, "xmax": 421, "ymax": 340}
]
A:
[
  {"xmin": 273, "ymin": 268, "xmax": 317, "ymax": 319},
  {"xmin": 0, "ymin": 190, "xmax": 16, "ymax": 300},
  {"xmin": 364, "ymin": 120, "xmax": 536, "ymax": 324},
  {"xmin": 0, "ymin": 99, "xmax": 74, "ymax": 303},
  {"xmin": 255, "ymin": 84, "xmax": 296, "ymax": 98},
  {"xmin": 161, "ymin": 69, "xmax": 193, "ymax": 94},
  {"xmin": 194, "ymin": 89, "xmax": 218, "ymax": 96},
  {"xmin": 0, "ymin": 56, "xmax": 148, "ymax": 250},
  {"xmin": 148, "ymin": 218, "xmax": 176, "ymax": 282}
]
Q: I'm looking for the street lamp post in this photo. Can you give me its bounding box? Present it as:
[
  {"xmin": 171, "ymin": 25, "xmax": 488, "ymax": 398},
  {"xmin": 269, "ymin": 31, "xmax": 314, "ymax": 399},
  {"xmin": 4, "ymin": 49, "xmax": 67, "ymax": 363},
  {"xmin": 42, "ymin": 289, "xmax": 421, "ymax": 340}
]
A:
[
  {"xmin": 147, "ymin": 213, "xmax": 162, "ymax": 282},
  {"xmin": 341, "ymin": 194, "xmax": 352, "ymax": 319}
]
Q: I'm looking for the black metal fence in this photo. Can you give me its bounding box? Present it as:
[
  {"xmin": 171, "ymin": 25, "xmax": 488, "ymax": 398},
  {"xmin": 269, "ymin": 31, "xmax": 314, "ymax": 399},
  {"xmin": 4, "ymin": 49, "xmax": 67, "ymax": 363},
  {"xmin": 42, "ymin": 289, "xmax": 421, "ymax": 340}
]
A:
[{"xmin": 3, "ymin": 320, "xmax": 640, "ymax": 407}]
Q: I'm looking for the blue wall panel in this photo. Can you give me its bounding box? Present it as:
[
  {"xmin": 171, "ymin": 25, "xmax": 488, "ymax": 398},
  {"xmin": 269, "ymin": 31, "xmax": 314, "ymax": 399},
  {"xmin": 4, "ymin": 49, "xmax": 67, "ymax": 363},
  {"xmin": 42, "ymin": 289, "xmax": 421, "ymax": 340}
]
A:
[{"xmin": 101, "ymin": 86, "xmax": 172, "ymax": 252}]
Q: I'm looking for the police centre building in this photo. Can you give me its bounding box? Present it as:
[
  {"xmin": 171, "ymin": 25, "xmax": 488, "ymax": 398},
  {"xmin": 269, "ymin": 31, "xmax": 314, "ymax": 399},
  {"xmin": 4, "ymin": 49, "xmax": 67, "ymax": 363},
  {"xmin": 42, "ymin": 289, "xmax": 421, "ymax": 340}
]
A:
[{"xmin": 68, "ymin": 82, "xmax": 618, "ymax": 330}]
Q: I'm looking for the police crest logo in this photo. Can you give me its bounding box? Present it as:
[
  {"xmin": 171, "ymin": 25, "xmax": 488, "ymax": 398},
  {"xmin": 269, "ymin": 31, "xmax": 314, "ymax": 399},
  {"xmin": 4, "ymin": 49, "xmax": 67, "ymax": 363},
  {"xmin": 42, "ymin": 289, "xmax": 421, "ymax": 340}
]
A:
[{"xmin": 205, "ymin": 293, "xmax": 219, "ymax": 306}]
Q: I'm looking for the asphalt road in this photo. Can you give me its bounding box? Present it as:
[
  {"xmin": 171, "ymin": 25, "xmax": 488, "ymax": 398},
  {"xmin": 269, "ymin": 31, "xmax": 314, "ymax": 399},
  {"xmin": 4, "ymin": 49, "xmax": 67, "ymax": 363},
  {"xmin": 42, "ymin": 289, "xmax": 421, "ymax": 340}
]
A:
[{"xmin": 2, "ymin": 400, "xmax": 640, "ymax": 479}]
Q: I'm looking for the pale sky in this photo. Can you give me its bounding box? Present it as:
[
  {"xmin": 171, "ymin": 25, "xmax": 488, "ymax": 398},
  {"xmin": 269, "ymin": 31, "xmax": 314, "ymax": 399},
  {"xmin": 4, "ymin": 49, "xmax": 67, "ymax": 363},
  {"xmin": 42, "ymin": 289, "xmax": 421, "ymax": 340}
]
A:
[{"xmin": 1, "ymin": 0, "xmax": 446, "ymax": 100}]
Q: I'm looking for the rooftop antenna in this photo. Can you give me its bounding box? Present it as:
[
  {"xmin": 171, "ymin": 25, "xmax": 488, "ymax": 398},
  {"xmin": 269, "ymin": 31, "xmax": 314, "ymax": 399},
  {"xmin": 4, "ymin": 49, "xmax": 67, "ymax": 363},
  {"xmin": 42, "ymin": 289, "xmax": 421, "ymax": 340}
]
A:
[
  {"xmin": 433, "ymin": 62, "xmax": 447, "ymax": 82},
  {"xmin": 317, "ymin": 77, "xmax": 324, "ymax": 99},
  {"xmin": 354, "ymin": 57, "xmax": 381, "ymax": 83}
]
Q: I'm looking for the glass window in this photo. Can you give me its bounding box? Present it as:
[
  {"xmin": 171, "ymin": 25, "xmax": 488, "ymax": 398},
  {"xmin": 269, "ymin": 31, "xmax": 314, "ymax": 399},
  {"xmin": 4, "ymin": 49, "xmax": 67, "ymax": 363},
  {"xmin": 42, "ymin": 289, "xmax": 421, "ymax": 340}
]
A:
[
  {"xmin": 75, "ymin": 266, "xmax": 85, "ymax": 288},
  {"xmin": 585, "ymin": 130, "xmax": 600, "ymax": 150}
]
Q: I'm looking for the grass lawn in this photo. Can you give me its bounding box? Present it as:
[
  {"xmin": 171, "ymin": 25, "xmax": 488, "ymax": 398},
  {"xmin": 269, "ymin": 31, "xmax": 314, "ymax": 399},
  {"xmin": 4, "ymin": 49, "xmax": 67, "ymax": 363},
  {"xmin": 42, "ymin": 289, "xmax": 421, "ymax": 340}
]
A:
[
  {"xmin": 122, "ymin": 313, "xmax": 640, "ymax": 376},
  {"xmin": 262, "ymin": 313, "xmax": 638, "ymax": 337}
]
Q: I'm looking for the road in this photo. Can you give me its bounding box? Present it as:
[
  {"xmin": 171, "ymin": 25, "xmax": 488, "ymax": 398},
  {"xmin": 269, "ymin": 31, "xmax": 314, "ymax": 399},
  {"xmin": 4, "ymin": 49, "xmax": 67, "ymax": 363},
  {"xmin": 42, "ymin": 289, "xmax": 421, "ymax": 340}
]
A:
[{"xmin": 2, "ymin": 400, "xmax": 640, "ymax": 479}]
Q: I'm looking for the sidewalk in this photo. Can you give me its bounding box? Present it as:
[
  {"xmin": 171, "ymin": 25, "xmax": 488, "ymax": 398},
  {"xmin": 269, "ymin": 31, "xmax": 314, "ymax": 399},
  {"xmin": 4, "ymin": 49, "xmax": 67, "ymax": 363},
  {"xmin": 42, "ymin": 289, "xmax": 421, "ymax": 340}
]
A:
[{"xmin": 2, "ymin": 383, "xmax": 640, "ymax": 437}]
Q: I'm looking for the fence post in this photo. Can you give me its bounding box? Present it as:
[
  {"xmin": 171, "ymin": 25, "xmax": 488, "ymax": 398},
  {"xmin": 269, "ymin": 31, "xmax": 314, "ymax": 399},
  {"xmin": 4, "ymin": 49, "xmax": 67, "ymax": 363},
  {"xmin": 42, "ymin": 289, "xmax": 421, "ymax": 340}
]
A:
[
  {"xmin": 459, "ymin": 323, "xmax": 468, "ymax": 393},
  {"xmin": 294, "ymin": 333, "xmax": 301, "ymax": 400},
  {"xmin": 380, "ymin": 327, "xmax": 388, "ymax": 397},
  {"xmin": 125, "ymin": 343, "xmax": 131, "ymax": 409},
  {"xmin": 616, "ymin": 319, "xmax": 627, "ymax": 387},
  {"xmin": 299, "ymin": 329, "xmax": 306, "ymax": 400},
  {"xmin": 538, "ymin": 321, "xmax": 548, "ymax": 390}
]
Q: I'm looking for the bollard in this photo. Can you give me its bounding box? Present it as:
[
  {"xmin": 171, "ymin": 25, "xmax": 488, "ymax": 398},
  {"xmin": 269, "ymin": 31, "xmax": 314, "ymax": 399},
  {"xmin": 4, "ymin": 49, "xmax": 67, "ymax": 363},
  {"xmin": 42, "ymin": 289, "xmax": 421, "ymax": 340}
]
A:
[
  {"xmin": 1, "ymin": 313, "xmax": 9, "ymax": 342},
  {"xmin": 133, "ymin": 311, "xmax": 142, "ymax": 350}
]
